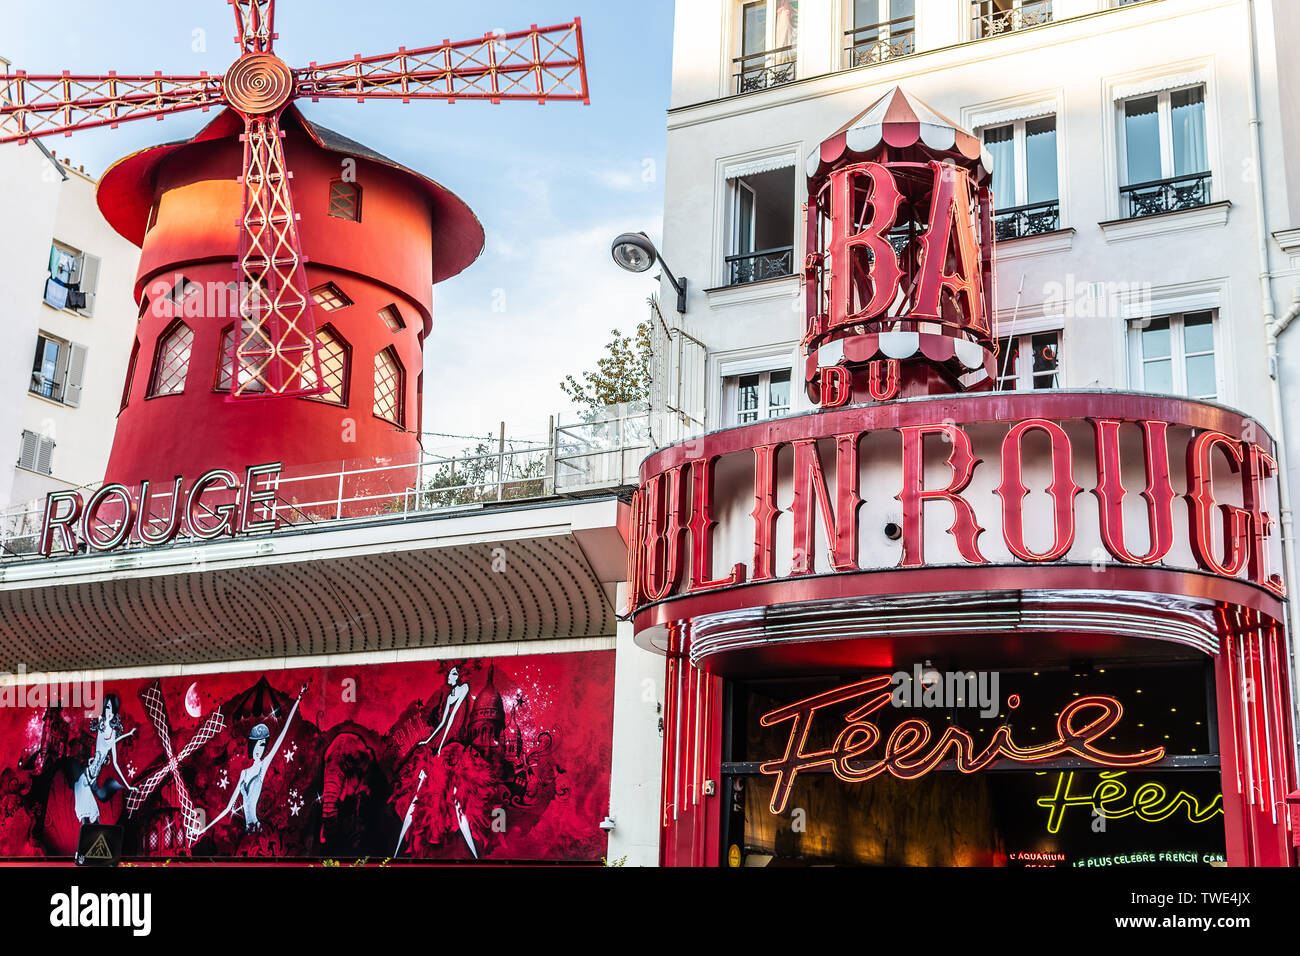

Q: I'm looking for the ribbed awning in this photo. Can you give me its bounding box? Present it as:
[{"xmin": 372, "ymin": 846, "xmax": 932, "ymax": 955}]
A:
[{"xmin": 0, "ymin": 497, "xmax": 627, "ymax": 673}]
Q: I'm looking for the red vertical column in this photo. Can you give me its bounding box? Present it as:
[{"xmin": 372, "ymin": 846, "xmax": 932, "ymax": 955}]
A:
[
  {"xmin": 659, "ymin": 621, "xmax": 726, "ymax": 867},
  {"xmin": 1214, "ymin": 621, "xmax": 1296, "ymax": 866}
]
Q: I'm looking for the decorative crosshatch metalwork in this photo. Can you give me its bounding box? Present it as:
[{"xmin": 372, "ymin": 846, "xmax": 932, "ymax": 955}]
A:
[{"xmin": 215, "ymin": 325, "xmax": 267, "ymax": 393}]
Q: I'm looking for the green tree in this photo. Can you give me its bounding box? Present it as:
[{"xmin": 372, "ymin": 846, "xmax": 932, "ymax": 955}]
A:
[
  {"xmin": 560, "ymin": 322, "xmax": 652, "ymax": 412},
  {"xmin": 405, "ymin": 439, "xmax": 548, "ymax": 510}
]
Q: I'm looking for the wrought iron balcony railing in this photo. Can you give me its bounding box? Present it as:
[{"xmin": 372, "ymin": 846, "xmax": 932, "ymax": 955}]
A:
[
  {"xmin": 993, "ymin": 199, "xmax": 1060, "ymax": 240},
  {"xmin": 972, "ymin": 1, "xmax": 1053, "ymax": 39},
  {"xmin": 845, "ymin": 17, "xmax": 916, "ymax": 68},
  {"xmin": 726, "ymin": 246, "xmax": 795, "ymax": 286},
  {"xmin": 29, "ymin": 375, "xmax": 63, "ymax": 403},
  {"xmin": 1119, "ymin": 171, "xmax": 1212, "ymax": 219},
  {"xmin": 732, "ymin": 46, "xmax": 797, "ymax": 95}
]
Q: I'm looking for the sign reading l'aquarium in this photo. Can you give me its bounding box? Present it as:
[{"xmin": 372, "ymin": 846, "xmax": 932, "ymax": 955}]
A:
[{"xmin": 0, "ymin": 651, "xmax": 614, "ymax": 861}]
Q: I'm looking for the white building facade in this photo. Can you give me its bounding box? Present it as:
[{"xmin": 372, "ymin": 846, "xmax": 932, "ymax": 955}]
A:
[
  {"xmin": 653, "ymin": 0, "xmax": 1300, "ymax": 659},
  {"xmin": 656, "ymin": 0, "xmax": 1300, "ymax": 437},
  {"xmin": 0, "ymin": 62, "xmax": 140, "ymax": 516},
  {"xmin": 623, "ymin": 0, "xmax": 1300, "ymax": 865}
]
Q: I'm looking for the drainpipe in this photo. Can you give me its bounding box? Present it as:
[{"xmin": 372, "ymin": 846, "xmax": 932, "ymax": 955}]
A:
[{"xmin": 1246, "ymin": 0, "xmax": 1300, "ymax": 791}]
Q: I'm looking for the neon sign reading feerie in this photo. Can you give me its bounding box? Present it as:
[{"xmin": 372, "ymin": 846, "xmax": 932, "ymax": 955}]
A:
[
  {"xmin": 1036, "ymin": 771, "xmax": 1223, "ymax": 834},
  {"xmin": 759, "ymin": 676, "xmax": 1164, "ymax": 814}
]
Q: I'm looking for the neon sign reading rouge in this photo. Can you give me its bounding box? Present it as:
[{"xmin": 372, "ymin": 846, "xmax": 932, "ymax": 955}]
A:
[
  {"xmin": 759, "ymin": 676, "xmax": 1165, "ymax": 814},
  {"xmin": 39, "ymin": 463, "xmax": 283, "ymax": 556},
  {"xmin": 626, "ymin": 412, "xmax": 1287, "ymax": 613}
]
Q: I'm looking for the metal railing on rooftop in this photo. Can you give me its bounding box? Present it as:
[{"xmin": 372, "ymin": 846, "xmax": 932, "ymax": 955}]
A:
[{"xmin": 0, "ymin": 401, "xmax": 651, "ymax": 562}]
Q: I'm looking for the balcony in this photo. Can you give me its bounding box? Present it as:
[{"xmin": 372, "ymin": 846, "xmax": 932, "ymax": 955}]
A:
[
  {"xmin": 732, "ymin": 46, "xmax": 796, "ymax": 95},
  {"xmin": 844, "ymin": 16, "xmax": 916, "ymax": 69},
  {"xmin": 993, "ymin": 199, "xmax": 1060, "ymax": 240},
  {"xmin": 29, "ymin": 374, "xmax": 63, "ymax": 403},
  {"xmin": 972, "ymin": 1, "xmax": 1052, "ymax": 39},
  {"xmin": 1119, "ymin": 172, "xmax": 1212, "ymax": 220},
  {"xmin": 726, "ymin": 246, "xmax": 795, "ymax": 286}
]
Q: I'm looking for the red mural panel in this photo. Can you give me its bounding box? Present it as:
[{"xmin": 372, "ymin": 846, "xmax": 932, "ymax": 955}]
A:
[{"xmin": 0, "ymin": 651, "xmax": 614, "ymax": 861}]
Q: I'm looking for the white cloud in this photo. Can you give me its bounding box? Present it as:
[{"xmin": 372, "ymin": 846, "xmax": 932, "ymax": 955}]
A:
[{"xmin": 421, "ymin": 211, "xmax": 663, "ymax": 447}]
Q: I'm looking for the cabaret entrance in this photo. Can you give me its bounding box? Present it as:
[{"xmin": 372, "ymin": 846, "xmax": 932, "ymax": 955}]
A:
[
  {"xmin": 627, "ymin": 90, "xmax": 1298, "ymax": 868},
  {"xmin": 721, "ymin": 656, "xmax": 1230, "ymax": 867}
]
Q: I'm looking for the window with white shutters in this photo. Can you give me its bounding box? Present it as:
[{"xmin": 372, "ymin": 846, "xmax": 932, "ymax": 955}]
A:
[
  {"xmin": 18, "ymin": 430, "xmax": 55, "ymax": 475},
  {"xmin": 29, "ymin": 333, "xmax": 87, "ymax": 406},
  {"xmin": 44, "ymin": 242, "xmax": 101, "ymax": 317}
]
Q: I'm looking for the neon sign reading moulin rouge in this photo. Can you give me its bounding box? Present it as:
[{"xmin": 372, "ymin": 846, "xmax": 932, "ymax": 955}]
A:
[
  {"xmin": 627, "ymin": 414, "xmax": 1287, "ymax": 612},
  {"xmin": 39, "ymin": 463, "xmax": 283, "ymax": 555},
  {"xmin": 758, "ymin": 676, "xmax": 1164, "ymax": 814}
]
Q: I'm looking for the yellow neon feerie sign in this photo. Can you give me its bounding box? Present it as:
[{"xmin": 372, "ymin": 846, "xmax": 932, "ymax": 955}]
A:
[{"xmin": 1036, "ymin": 771, "xmax": 1224, "ymax": 834}]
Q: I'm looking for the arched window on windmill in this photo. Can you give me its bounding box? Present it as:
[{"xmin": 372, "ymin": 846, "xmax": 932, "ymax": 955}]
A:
[
  {"xmin": 373, "ymin": 346, "xmax": 404, "ymax": 427},
  {"xmin": 300, "ymin": 325, "xmax": 351, "ymax": 406},
  {"xmin": 214, "ymin": 322, "xmax": 268, "ymax": 395},
  {"xmin": 148, "ymin": 320, "xmax": 194, "ymax": 397}
]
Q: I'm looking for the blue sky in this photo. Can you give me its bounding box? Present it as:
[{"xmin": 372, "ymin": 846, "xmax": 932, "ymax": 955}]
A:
[{"xmin": 3, "ymin": 0, "xmax": 674, "ymax": 450}]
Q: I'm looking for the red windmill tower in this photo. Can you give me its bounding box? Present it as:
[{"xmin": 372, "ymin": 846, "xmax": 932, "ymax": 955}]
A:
[{"xmin": 1, "ymin": 2, "xmax": 588, "ymax": 522}]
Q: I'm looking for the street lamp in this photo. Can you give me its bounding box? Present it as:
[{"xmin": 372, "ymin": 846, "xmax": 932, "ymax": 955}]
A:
[{"xmin": 611, "ymin": 232, "xmax": 688, "ymax": 314}]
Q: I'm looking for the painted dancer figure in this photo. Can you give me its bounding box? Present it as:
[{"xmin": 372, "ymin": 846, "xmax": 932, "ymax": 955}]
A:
[
  {"xmin": 70, "ymin": 694, "xmax": 137, "ymax": 824},
  {"xmin": 419, "ymin": 666, "xmax": 470, "ymax": 753},
  {"xmin": 193, "ymin": 684, "xmax": 306, "ymax": 838}
]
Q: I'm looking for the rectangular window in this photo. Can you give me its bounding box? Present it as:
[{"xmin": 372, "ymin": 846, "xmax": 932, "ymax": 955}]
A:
[
  {"xmin": 328, "ymin": 180, "xmax": 362, "ymax": 221},
  {"xmin": 44, "ymin": 242, "xmax": 101, "ymax": 317},
  {"xmin": 310, "ymin": 283, "xmax": 353, "ymax": 312},
  {"xmin": 1131, "ymin": 311, "xmax": 1218, "ymax": 400},
  {"xmin": 982, "ymin": 116, "xmax": 1059, "ymax": 239},
  {"xmin": 845, "ymin": 0, "xmax": 915, "ymax": 69},
  {"xmin": 996, "ymin": 330, "xmax": 1060, "ymax": 391},
  {"xmin": 734, "ymin": 0, "xmax": 798, "ymax": 94},
  {"xmin": 972, "ymin": 0, "xmax": 1052, "ymax": 39},
  {"xmin": 1118, "ymin": 85, "xmax": 1210, "ymax": 218},
  {"xmin": 18, "ymin": 429, "xmax": 55, "ymax": 476},
  {"xmin": 726, "ymin": 165, "xmax": 796, "ymax": 285},
  {"xmin": 168, "ymin": 275, "xmax": 199, "ymax": 304},
  {"xmin": 727, "ymin": 367, "xmax": 792, "ymax": 425},
  {"xmin": 29, "ymin": 333, "xmax": 87, "ymax": 407}
]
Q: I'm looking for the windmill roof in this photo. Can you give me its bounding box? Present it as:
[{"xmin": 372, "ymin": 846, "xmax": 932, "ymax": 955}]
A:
[{"xmin": 96, "ymin": 105, "xmax": 484, "ymax": 285}]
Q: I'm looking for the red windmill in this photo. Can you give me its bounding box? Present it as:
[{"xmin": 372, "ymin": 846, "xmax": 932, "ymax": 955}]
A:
[
  {"xmin": 2, "ymin": 3, "xmax": 589, "ymax": 532},
  {"xmin": 1, "ymin": 2, "xmax": 588, "ymax": 399}
]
